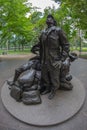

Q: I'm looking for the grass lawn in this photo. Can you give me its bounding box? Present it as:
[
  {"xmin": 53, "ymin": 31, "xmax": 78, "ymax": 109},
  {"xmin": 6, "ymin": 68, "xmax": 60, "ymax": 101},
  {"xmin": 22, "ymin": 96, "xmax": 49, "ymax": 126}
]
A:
[
  {"xmin": 0, "ymin": 49, "xmax": 31, "ymax": 55},
  {"xmin": 70, "ymin": 47, "xmax": 87, "ymax": 52},
  {"xmin": 79, "ymin": 54, "xmax": 87, "ymax": 59},
  {"xmin": 0, "ymin": 48, "xmax": 87, "ymax": 59}
]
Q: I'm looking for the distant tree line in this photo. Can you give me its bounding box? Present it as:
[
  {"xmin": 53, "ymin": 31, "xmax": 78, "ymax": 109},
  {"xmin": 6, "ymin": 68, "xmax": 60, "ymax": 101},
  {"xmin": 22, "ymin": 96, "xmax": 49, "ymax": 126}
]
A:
[{"xmin": 0, "ymin": 0, "xmax": 87, "ymax": 52}]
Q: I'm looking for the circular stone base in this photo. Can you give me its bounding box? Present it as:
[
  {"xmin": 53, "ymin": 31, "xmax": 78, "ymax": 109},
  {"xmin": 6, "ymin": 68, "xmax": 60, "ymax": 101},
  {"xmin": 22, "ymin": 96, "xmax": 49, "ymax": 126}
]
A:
[{"xmin": 1, "ymin": 77, "xmax": 85, "ymax": 126}]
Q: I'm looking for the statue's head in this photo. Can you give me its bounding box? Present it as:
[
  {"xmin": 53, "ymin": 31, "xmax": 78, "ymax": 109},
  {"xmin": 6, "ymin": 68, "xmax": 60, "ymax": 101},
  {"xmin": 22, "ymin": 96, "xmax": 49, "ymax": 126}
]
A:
[{"xmin": 46, "ymin": 14, "xmax": 57, "ymax": 26}]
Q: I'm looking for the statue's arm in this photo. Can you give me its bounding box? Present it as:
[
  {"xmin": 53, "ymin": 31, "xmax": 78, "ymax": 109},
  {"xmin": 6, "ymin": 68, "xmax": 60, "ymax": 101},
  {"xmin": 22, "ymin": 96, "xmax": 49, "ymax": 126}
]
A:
[{"xmin": 31, "ymin": 42, "xmax": 40, "ymax": 55}]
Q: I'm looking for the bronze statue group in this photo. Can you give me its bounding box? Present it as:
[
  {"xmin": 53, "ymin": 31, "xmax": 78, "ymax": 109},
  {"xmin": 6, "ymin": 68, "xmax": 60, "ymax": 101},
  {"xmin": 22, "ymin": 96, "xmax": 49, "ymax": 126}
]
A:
[{"xmin": 7, "ymin": 15, "xmax": 77, "ymax": 105}]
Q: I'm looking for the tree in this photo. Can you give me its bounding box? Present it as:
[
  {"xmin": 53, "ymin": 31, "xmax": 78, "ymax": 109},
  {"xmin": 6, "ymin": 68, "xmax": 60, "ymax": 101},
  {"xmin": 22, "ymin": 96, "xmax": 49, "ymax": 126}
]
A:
[
  {"xmin": 0, "ymin": 0, "xmax": 37, "ymax": 50},
  {"xmin": 52, "ymin": 0, "xmax": 87, "ymax": 51}
]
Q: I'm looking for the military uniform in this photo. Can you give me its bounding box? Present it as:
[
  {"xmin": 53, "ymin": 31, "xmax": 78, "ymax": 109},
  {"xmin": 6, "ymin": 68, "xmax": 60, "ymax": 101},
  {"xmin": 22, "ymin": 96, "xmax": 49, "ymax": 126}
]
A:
[{"xmin": 39, "ymin": 26, "xmax": 70, "ymax": 92}]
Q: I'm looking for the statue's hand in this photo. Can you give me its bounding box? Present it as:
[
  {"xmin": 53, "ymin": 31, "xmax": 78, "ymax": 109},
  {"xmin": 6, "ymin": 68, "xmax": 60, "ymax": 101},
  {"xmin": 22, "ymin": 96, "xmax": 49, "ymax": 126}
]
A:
[{"xmin": 53, "ymin": 60, "xmax": 62, "ymax": 69}]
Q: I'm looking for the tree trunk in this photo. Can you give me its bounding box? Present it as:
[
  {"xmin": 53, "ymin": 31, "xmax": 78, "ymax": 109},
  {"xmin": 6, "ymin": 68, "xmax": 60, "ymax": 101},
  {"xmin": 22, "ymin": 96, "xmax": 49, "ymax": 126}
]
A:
[
  {"xmin": 6, "ymin": 40, "xmax": 9, "ymax": 53},
  {"xmin": 14, "ymin": 43, "xmax": 16, "ymax": 51},
  {"xmin": 18, "ymin": 44, "xmax": 21, "ymax": 51},
  {"xmin": 79, "ymin": 29, "xmax": 82, "ymax": 55},
  {"xmin": 21, "ymin": 43, "xmax": 24, "ymax": 51}
]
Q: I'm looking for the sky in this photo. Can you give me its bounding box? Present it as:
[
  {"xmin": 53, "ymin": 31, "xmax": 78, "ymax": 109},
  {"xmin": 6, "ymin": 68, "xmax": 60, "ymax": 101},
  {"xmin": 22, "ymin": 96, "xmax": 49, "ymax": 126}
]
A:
[{"xmin": 28, "ymin": 0, "xmax": 59, "ymax": 12}]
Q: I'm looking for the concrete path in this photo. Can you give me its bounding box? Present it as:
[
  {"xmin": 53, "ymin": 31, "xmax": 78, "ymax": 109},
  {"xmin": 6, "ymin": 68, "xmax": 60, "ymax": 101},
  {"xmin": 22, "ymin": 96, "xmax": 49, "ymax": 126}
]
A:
[{"xmin": 0, "ymin": 56, "xmax": 87, "ymax": 130}]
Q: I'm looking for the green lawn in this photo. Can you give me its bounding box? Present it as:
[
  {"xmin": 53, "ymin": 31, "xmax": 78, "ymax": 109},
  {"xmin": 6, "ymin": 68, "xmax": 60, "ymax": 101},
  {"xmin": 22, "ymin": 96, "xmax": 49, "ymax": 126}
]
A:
[
  {"xmin": 70, "ymin": 47, "xmax": 87, "ymax": 52},
  {"xmin": 79, "ymin": 54, "xmax": 87, "ymax": 59},
  {"xmin": 0, "ymin": 47, "xmax": 87, "ymax": 59},
  {"xmin": 0, "ymin": 49, "xmax": 31, "ymax": 55}
]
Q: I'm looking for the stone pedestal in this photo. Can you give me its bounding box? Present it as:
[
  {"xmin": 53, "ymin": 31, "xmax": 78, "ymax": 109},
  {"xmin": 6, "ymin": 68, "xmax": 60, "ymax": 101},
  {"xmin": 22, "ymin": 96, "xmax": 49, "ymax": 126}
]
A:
[{"xmin": 1, "ymin": 77, "xmax": 85, "ymax": 126}]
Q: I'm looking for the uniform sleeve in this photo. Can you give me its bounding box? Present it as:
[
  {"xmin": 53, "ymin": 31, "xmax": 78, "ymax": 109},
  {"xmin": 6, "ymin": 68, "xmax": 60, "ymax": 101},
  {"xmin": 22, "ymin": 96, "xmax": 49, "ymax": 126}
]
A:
[{"xmin": 59, "ymin": 29, "xmax": 70, "ymax": 61}]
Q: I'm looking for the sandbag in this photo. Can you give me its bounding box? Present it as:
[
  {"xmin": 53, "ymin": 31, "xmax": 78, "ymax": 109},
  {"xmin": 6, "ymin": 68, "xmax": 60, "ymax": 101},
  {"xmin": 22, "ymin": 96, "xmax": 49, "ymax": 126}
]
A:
[
  {"xmin": 18, "ymin": 69, "xmax": 36, "ymax": 87},
  {"xmin": 10, "ymin": 86, "xmax": 22, "ymax": 101},
  {"xmin": 23, "ymin": 84, "xmax": 38, "ymax": 91},
  {"xmin": 22, "ymin": 90, "xmax": 41, "ymax": 105}
]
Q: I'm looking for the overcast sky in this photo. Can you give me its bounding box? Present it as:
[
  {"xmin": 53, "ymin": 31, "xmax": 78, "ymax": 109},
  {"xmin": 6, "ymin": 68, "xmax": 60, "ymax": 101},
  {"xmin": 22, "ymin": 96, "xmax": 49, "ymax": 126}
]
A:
[{"xmin": 28, "ymin": 0, "xmax": 59, "ymax": 12}]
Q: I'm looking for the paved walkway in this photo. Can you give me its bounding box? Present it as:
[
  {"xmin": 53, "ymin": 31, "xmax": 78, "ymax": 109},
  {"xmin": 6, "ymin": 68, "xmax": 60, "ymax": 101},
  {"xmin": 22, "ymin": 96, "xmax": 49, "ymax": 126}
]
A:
[
  {"xmin": 0, "ymin": 54, "xmax": 35, "ymax": 59},
  {"xmin": 0, "ymin": 56, "xmax": 87, "ymax": 130}
]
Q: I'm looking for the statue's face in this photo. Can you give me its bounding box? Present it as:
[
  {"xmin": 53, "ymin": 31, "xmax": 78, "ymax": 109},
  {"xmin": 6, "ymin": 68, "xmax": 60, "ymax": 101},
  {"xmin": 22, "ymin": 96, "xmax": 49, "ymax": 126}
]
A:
[{"xmin": 46, "ymin": 17, "xmax": 54, "ymax": 26}]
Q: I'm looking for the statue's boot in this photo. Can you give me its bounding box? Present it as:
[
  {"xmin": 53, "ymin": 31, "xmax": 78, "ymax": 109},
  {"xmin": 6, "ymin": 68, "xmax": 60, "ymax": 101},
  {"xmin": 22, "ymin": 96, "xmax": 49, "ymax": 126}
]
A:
[
  {"xmin": 40, "ymin": 85, "xmax": 51, "ymax": 95},
  {"xmin": 60, "ymin": 80, "xmax": 73, "ymax": 90},
  {"xmin": 41, "ymin": 89, "xmax": 51, "ymax": 95},
  {"xmin": 7, "ymin": 80, "xmax": 15, "ymax": 86},
  {"xmin": 66, "ymin": 75, "xmax": 72, "ymax": 81},
  {"xmin": 48, "ymin": 88, "xmax": 56, "ymax": 100},
  {"xmin": 39, "ymin": 85, "xmax": 46, "ymax": 94}
]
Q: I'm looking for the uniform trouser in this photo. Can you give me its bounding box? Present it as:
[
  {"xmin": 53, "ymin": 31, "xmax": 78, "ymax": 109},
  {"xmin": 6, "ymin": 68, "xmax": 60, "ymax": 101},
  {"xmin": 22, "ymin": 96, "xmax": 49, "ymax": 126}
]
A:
[
  {"xmin": 41, "ymin": 64, "xmax": 60, "ymax": 91},
  {"xmin": 16, "ymin": 63, "xmax": 31, "ymax": 73}
]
